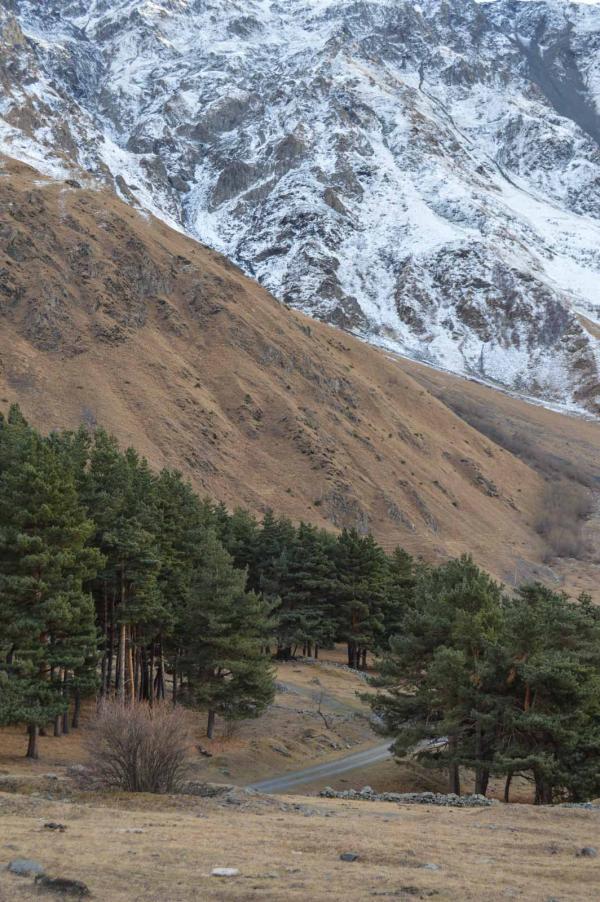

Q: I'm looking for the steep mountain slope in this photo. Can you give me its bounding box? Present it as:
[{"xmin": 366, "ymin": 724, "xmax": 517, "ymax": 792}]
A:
[
  {"xmin": 2, "ymin": 153, "xmax": 599, "ymax": 596},
  {"xmin": 1, "ymin": 0, "xmax": 600, "ymax": 410}
]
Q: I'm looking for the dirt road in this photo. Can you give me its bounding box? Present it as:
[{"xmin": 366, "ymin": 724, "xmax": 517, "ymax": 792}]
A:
[{"xmin": 247, "ymin": 741, "xmax": 392, "ymax": 793}]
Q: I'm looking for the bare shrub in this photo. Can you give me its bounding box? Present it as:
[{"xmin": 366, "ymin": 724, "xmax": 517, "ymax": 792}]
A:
[
  {"xmin": 85, "ymin": 701, "xmax": 191, "ymax": 793},
  {"xmin": 536, "ymin": 481, "xmax": 593, "ymax": 560}
]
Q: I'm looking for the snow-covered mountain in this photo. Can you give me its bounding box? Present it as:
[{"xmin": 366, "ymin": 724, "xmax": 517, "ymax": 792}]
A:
[{"xmin": 1, "ymin": 0, "xmax": 600, "ymax": 411}]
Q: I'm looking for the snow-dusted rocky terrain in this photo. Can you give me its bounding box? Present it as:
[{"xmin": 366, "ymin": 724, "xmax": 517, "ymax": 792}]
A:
[{"xmin": 1, "ymin": 0, "xmax": 600, "ymax": 411}]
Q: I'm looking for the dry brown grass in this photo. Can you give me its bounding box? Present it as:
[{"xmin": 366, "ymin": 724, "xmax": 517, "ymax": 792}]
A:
[
  {"xmin": 0, "ymin": 786, "xmax": 599, "ymax": 901},
  {"xmin": 0, "ymin": 657, "xmax": 595, "ymax": 900}
]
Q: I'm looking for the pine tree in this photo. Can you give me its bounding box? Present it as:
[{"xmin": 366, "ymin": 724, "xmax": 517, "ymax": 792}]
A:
[
  {"xmin": 0, "ymin": 407, "xmax": 101, "ymax": 756},
  {"xmin": 380, "ymin": 546, "xmax": 417, "ymax": 648},
  {"xmin": 334, "ymin": 529, "xmax": 387, "ymax": 669},
  {"xmin": 179, "ymin": 530, "xmax": 275, "ymax": 738},
  {"xmin": 153, "ymin": 469, "xmax": 209, "ymax": 703},
  {"xmin": 285, "ymin": 523, "xmax": 338, "ymax": 656},
  {"xmin": 82, "ymin": 434, "xmax": 163, "ymax": 702},
  {"xmin": 369, "ymin": 555, "xmax": 502, "ymax": 794},
  {"xmin": 488, "ymin": 584, "xmax": 600, "ymax": 804}
]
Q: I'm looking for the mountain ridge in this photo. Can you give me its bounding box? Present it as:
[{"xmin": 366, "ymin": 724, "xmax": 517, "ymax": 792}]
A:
[{"xmin": 1, "ymin": 0, "xmax": 600, "ymax": 411}]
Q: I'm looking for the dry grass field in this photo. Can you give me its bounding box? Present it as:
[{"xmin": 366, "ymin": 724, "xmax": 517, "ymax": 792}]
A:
[{"xmin": 1, "ymin": 783, "xmax": 599, "ymax": 901}]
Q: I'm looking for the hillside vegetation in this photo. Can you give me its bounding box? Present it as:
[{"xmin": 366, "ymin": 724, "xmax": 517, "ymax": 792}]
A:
[{"xmin": 1, "ymin": 156, "xmax": 599, "ymax": 597}]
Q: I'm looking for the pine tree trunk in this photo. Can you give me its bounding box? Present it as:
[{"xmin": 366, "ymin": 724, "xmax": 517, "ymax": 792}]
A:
[
  {"xmin": 118, "ymin": 622, "xmax": 126, "ymax": 704},
  {"xmin": 101, "ymin": 580, "xmax": 109, "ymax": 698},
  {"xmin": 149, "ymin": 643, "xmax": 155, "ymax": 706},
  {"xmin": 347, "ymin": 640, "xmax": 355, "ymax": 668},
  {"xmin": 314, "ymin": 645, "xmax": 319, "ymax": 660},
  {"xmin": 107, "ymin": 589, "xmax": 115, "ymax": 695},
  {"xmin": 361, "ymin": 648, "xmax": 367, "ymax": 670},
  {"xmin": 53, "ymin": 713, "xmax": 62, "ymax": 737},
  {"xmin": 534, "ymin": 771, "xmax": 553, "ymax": 805},
  {"xmin": 134, "ymin": 638, "xmax": 141, "ymax": 700},
  {"xmin": 72, "ymin": 687, "xmax": 81, "ymax": 729},
  {"xmin": 207, "ymin": 710, "xmax": 216, "ymax": 739},
  {"xmin": 475, "ymin": 768, "xmax": 489, "ymax": 796},
  {"xmin": 448, "ymin": 735, "xmax": 460, "ymax": 795},
  {"xmin": 504, "ymin": 773, "xmax": 512, "ymax": 803},
  {"xmin": 172, "ymin": 656, "xmax": 178, "ymax": 705},
  {"xmin": 157, "ymin": 641, "xmax": 165, "ymax": 700},
  {"xmin": 26, "ymin": 724, "xmax": 39, "ymax": 759},
  {"xmin": 127, "ymin": 630, "xmax": 135, "ymax": 705},
  {"xmin": 62, "ymin": 671, "xmax": 70, "ymax": 735}
]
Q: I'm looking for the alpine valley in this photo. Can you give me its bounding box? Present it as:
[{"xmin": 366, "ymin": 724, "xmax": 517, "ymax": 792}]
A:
[{"xmin": 1, "ymin": 0, "xmax": 600, "ymax": 412}]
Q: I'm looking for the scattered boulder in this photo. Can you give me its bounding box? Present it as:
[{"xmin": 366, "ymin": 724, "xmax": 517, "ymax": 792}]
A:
[
  {"xmin": 340, "ymin": 852, "xmax": 360, "ymax": 862},
  {"xmin": 577, "ymin": 847, "xmax": 598, "ymax": 858},
  {"xmin": 181, "ymin": 781, "xmax": 233, "ymax": 798},
  {"xmin": 8, "ymin": 858, "xmax": 45, "ymax": 877},
  {"xmin": 34, "ymin": 875, "xmax": 90, "ymax": 897},
  {"xmin": 44, "ymin": 822, "xmax": 67, "ymax": 832},
  {"xmin": 271, "ymin": 744, "xmax": 292, "ymax": 758},
  {"xmin": 212, "ymin": 867, "xmax": 240, "ymax": 877}
]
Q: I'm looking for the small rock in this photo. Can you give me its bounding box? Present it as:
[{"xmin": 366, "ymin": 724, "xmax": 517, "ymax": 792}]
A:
[
  {"xmin": 8, "ymin": 859, "xmax": 45, "ymax": 877},
  {"xmin": 44, "ymin": 822, "xmax": 67, "ymax": 832},
  {"xmin": 577, "ymin": 847, "xmax": 598, "ymax": 858},
  {"xmin": 117, "ymin": 828, "xmax": 144, "ymax": 834},
  {"xmin": 212, "ymin": 867, "xmax": 240, "ymax": 877},
  {"xmin": 361, "ymin": 786, "xmax": 374, "ymax": 795},
  {"xmin": 340, "ymin": 852, "xmax": 360, "ymax": 862},
  {"xmin": 421, "ymin": 863, "xmax": 440, "ymax": 871},
  {"xmin": 271, "ymin": 744, "xmax": 292, "ymax": 758},
  {"xmin": 34, "ymin": 875, "xmax": 90, "ymax": 897}
]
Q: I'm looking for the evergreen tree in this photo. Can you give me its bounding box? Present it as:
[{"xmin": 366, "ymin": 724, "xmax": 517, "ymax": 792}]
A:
[
  {"xmin": 284, "ymin": 523, "xmax": 338, "ymax": 656},
  {"xmin": 370, "ymin": 555, "xmax": 502, "ymax": 794},
  {"xmin": 488, "ymin": 584, "xmax": 600, "ymax": 804},
  {"xmin": 334, "ymin": 529, "xmax": 387, "ymax": 669},
  {"xmin": 153, "ymin": 469, "xmax": 209, "ymax": 703},
  {"xmin": 0, "ymin": 408, "xmax": 101, "ymax": 756},
  {"xmin": 179, "ymin": 530, "xmax": 275, "ymax": 738},
  {"xmin": 82, "ymin": 434, "xmax": 162, "ymax": 702},
  {"xmin": 380, "ymin": 546, "xmax": 417, "ymax": 648}
]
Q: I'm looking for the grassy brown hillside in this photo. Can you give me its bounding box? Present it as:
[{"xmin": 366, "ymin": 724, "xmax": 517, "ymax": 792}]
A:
[{"xmin": 1, "ymin": 154, "xmax": 598, "ymax": 594}]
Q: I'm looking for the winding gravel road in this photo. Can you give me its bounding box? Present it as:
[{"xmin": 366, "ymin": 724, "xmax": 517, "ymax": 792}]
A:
[{"xmin": 247, "ymin": 742, "xmax": 393, "ymax": 794}]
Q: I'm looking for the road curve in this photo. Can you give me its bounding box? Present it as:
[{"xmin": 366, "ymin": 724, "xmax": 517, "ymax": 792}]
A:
[{"xmin": 247, "ymin": 741, "xmax": 393, "ymax": 794}]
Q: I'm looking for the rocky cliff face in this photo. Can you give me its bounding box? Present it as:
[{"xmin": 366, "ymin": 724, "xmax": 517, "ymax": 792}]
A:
[{"xmin": 1, "ymin": 0, "xmax": 600, "ymax": 411}]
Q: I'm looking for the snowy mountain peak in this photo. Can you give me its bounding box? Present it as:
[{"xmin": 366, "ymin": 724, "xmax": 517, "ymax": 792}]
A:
[{"xmin": 1, "ymin": 0, "xmax": 600, "ymax": 412}]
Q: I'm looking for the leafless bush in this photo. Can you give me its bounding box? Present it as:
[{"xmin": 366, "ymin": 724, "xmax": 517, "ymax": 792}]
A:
[
  {"xmin": 85, "ymin": 701, "xmax": 191, "ymax": 793},
  {"xmin": 536, "ymin": 481, "xmax": 593, "ymax": 560}
]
